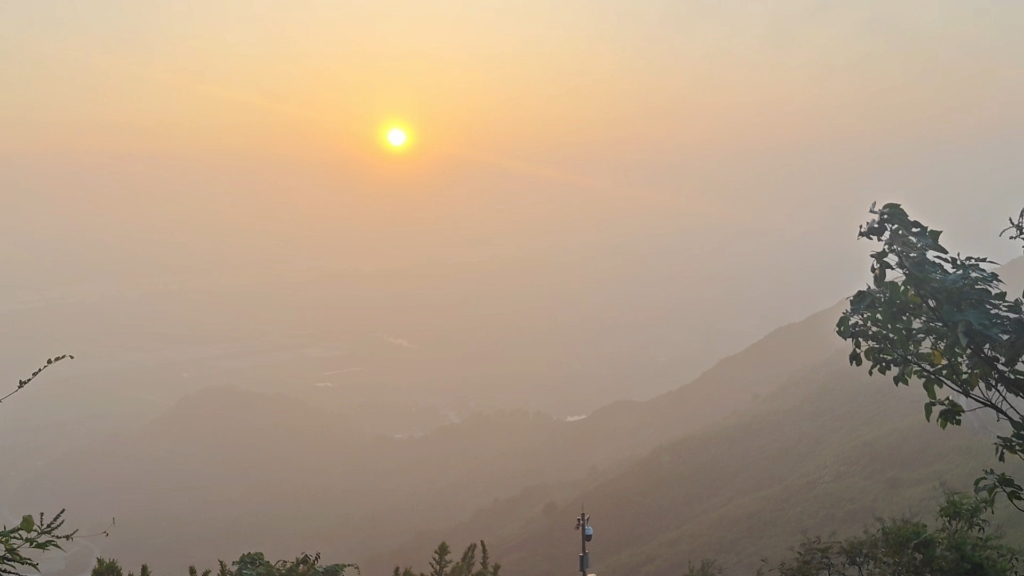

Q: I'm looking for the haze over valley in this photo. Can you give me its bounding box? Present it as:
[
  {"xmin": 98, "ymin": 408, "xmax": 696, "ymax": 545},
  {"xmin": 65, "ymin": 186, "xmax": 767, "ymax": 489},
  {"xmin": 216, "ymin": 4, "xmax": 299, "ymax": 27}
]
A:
[{"xmin": 4, "ymin": 2, "xmax": 1024, "ymax": 576}]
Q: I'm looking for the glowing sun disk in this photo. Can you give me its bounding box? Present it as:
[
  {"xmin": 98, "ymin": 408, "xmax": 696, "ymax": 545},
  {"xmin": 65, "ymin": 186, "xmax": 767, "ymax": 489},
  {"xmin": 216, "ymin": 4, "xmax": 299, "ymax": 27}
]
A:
[{"xmin": 387, "ymin": 128, "xmax": 407, "ymax": 147}]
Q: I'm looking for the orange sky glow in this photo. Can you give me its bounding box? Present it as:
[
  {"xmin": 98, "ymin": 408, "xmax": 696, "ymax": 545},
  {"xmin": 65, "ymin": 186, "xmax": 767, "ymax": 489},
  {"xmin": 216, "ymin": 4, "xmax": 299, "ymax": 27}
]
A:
[{"xmin": 2, "ymin": 0, "xmax": 1023, "ymax": 346}]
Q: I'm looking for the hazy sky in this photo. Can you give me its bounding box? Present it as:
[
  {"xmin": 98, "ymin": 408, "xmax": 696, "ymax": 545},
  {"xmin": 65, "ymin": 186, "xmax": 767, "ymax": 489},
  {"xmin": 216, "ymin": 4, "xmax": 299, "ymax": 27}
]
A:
[
  {"xmin": 2, "ymin": 1, "xmax": 1024, "ymax": 392},
  {"xmin": 6, "ymin": 6, "xmax": 1024, "ymax": 572}
]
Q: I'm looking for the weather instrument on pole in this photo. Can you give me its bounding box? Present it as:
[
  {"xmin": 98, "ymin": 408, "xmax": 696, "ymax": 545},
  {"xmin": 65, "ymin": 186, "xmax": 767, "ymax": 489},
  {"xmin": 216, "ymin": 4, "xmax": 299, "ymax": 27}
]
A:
[{"xmin": 575, "ymin": 506, "xmax": 593, "ymax": 576}]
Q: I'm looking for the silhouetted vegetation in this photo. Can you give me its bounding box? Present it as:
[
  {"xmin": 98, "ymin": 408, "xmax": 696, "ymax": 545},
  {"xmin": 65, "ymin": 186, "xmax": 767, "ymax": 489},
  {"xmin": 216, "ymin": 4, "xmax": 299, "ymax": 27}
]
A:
[
  {"xmin": 684, "ymin": 559, "xmax": 724, "ymax": 576},
  {"xmin": 392, "ymin": 541, "xmax": 499, "ymax": 576},
  {"xmin": 0, "ymin": 355, "xmax": 73, "ymax": 406},
  {"xmin": 0, "ymin": 511, "xmax": 75, "ymax": 576},
  {"xmin": 92, "ymin": 557, "xmax": 126, "ymax": 576},
  {"xmin": 676, "ymin": 493, "xmax": 1022, "ymax": 575},
  {"xmin": 760, "ymin": 492, "xmax": 1020, "ymax": 576},
  {"xmin": 93, "ymin": 553, "xmax": 358, "ymax": 576},
  {"xmin": 88, "ymin": 543, "xmax": 503, "ymax": 576}
]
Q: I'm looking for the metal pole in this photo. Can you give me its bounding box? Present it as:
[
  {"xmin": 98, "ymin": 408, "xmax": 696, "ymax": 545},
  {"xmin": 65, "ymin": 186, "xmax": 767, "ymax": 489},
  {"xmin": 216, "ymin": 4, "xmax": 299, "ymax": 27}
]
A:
[
  {"xmin": 577, "ymin": 505, "xmax": 589, "ymax": 576},
  {"xmin": 577, "ymin": 502, "xmax": 593, "ymax": 573},
  {"xmin": 580, "ymin": 508, "xmax": 586, "ymax": 576}
]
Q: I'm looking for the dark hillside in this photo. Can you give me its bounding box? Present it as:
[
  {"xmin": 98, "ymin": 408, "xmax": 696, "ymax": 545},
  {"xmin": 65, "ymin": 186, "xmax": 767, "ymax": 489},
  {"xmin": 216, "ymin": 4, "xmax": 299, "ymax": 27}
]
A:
[
  {"xmin": 374, "ymin": 351, "xmax": 1024, "ymax": 576},
  {"xmin": 11, "ymin": 301, "xmax": 846, "ymax": 574},
  {"xmin": 19, "ymin": 258, "xmax": 1022, "ymax": 575}
]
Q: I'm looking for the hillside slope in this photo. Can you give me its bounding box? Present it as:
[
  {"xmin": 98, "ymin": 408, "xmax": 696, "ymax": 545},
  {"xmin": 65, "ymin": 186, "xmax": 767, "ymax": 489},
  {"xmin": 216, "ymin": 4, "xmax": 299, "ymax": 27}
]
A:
[
  {"xmin": 19, "ymin": 255, "xmax": 1024, "ymax": 575},
  {"xmin": 372, "ymin": 351, "xmax": 1024, "ymax": 576},
  {"xmin": 12, "ymin": 301, "xmax": 846, "ymax": 575}
]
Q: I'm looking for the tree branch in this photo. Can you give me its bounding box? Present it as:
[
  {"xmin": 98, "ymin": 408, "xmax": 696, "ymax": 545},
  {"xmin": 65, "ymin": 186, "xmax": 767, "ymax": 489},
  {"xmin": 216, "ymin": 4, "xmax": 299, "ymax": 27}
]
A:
[{"xmin": 0, "ymin": 355, "xmax": 74, "ymax": 405}]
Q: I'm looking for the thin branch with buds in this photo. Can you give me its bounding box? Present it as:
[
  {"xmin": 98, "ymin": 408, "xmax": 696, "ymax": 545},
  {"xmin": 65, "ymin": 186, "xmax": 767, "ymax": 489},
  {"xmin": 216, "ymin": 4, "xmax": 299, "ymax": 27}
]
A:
[{"xmin": 0, "ymin": 355, "xmax": 74, "ymax": 405}]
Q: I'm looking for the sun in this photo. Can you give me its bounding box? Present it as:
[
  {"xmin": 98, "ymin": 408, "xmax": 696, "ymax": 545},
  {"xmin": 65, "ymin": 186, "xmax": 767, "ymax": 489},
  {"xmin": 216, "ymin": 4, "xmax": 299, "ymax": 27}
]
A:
[
  {"xmin": 378, "ymin": 123, "xmax": 414, "ymax": 154},
  {"xmin": 387, "ymin": 127, "xmax": 408, "ymax": 148}
]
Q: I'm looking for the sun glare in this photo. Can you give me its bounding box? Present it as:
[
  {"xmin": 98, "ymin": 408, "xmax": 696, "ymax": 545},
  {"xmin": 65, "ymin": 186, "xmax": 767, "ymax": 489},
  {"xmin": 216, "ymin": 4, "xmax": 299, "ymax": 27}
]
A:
[
  {"xmin": 387, "ymin": 127, "xmax": 408, "ymax": 148},
  {"xmin": 379, "ymin": 122, "xmax": 415, "ymax": 153}
]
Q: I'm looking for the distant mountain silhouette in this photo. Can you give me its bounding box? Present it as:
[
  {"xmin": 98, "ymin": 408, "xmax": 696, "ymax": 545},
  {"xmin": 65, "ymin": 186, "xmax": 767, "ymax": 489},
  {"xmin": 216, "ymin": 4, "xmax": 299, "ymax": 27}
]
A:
[
  {"xmin": 14, "ymin": 258, "xmax": 1024, "ymax": 576},
  {"xmin": 368, "ymin": 256, "xmax": 1024, "ymax": 576},
  {"xmin": 12, "ymin": 298, "xmax": 845, "ymax": 574},
  {"xmin": 377, "ymin": 350, "xmax": 1023, "ymax": 576}
]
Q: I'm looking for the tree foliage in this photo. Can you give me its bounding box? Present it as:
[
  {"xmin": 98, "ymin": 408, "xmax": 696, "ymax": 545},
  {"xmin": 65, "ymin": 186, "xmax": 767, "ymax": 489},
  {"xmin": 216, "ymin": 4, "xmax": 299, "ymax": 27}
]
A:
[
  {"xmin": 393, "ymin": 541, "xmax": 500, "ymax": 576},
  {"xmin": 837, "ymin": 203, "xmax": 1024, "ymax": 508},
  {"xmin": 0, "ymin": 511, "xmax": 76, "ymax": 576},
  {"xmin": 760, "ymin": 492, "xmax": 1021, "ymax": 576},
  {"xmin": 128, "ymin": 563, "xmax": 154, "ymax": 576},
  {"xmin": 100, "ymin": 553, "xmax": 357, "ymax": 576},
  {"xmin": 93, "ymin": 557, "xmax": 125, "ymax": 576},
  {"xmin": 93, "ymin": 543, "xmax": 497, "ymax": 576},
  {"xmin": 684, "ymin": 559, "xmax": 724, "ymax": 576},
  {"xmin": 226, "ymin": 552, "xmax": 355, "ymax": 576},
  {"xmin": 95, "ymin": 542, "xmax": 498, "ymax": 576}
]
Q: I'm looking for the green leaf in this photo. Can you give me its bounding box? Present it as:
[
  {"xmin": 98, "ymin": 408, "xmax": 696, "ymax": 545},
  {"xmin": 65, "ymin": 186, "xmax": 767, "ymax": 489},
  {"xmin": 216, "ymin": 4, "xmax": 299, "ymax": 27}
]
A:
[
  {"xmin": 19, "ymin": 515, "xmax": 34, "ymax": 532},
  {"xmin": 957, "ymin": 322, "xmax": 969, "ymax": 346}
]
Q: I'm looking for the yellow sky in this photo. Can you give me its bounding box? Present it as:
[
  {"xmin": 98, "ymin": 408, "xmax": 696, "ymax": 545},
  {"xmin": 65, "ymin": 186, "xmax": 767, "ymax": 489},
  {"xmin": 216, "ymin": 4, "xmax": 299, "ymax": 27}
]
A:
[
  {"xmin": 3, "ymin": 1, "xmax": 1020, "ymax": 167},
  {"xmin": 2, "ymin": 1, "xmax": 1023, "ymax": 315},
  {"xmin": 2, "ymin": 0, "xmax": 1024, "ymax": 397}
]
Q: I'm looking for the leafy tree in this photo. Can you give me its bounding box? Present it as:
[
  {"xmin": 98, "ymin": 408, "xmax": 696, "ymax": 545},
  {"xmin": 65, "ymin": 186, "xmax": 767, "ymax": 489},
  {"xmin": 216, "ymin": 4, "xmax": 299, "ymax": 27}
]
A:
[
  {"xmin": 760, "ymin": 492, "xmax": 1021, "ymax": 576},
  {"xmin": 476, "ymin": 541, "xmax": 496, "ymax": 576},
  {"xmin": 93, "ymin": 557, "xmax": 124, "ymax": 576},
  {"xmin": 127, "ymin": 564, "xmax": 154, "ymax": 576},
  {"xmin": 684, "ymin": 559, "xmax": 724, "ymax": 576},
  {"xmin": 429, "ymin": 542, "xmax": 451, "ymax": 576},
  {"xmin": 393, "ymin": 541, "xmax": 500, "ymax": 576},
  {"xmin": 448, "ymin": 542, "xmax": 476, "ymax": 576},
  {"xmin": 837, "ymin": 203, "xmax": 1024, "ymax": 508},
  {"xmin": 0, "ymin": 357, "xmax": 77, "ymax": 575},
  {"xmin": 228, "ymin": 552, "xmax": 356, "ymax": 576},
  {"xmin": 105, "ymin": 552, "xmax": 358, "ymax": 576}
]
